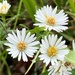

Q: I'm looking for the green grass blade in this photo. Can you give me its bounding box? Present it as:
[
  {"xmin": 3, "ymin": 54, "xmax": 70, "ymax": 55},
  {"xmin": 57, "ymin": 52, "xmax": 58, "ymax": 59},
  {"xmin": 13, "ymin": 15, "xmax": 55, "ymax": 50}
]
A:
[
  {"xmin": 7, "ymin": 14, "xmax": 20, "ymax": 26},
  {"xmin": 69, "ymin": 0, "xmax": 75, "ymax": 12},
  {"xmin": 40, "ymin": 0, "xmax": 44, "ymax": 6},
  {"xmin": 53, "ymin": 0, "xmax": 62, "ymax": 8},
  {"xmin": 23, "ymin": 0, "xmax": 38, "ymax": 22},
  {"xmin": 1, "ymin": 56, "xmax": 11, "ymax": 75}
]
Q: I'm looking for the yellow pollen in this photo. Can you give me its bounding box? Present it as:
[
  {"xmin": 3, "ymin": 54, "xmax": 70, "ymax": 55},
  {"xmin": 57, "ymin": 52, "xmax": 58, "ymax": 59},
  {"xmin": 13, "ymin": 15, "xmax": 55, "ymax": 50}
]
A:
[
  {"xmin": 2, "ymin": 5, "xmax": 6, "ymax": 9},
  {"xmin": 46, "ymin": 16, "xmax": 56, "ymax": 25},
  {"xmin": 47, "ymin": 46, "xmax": 57, "ymax": 57},
  {"xmin": 17, "ymin": 42, "xmax": 26, "ymax": 51}
]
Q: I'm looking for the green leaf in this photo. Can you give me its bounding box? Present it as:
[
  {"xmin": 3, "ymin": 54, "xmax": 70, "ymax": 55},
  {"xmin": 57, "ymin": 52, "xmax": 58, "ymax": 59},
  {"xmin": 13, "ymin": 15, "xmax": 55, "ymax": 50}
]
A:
[
  {"xmin": 19, "ymin": 24, "xmax": 29, "ymax": 30},
  {"xmin": 41, "ymin": 71, "xmax": 48, "ymax": 75},
  {"xmin": 30, "ymin": 27, "xmax": 44, "ymax": 34},
  {"xmin": 66, "ymin": 51, "xmax": 75, "ymax": 64},
  {"xmin": 1, "ymin": 57, "xmax": 11, "ymax": 75},
  {"xmin": 59, "ymin": 32, "xmax": 74, "ymax": 41},
  {"xmin": 69, "ymin": 0, "xmax": 75, "ymax": 13},
  {"xmin": 23, "ymin": 0, "xmax": 38, "ymax": 22},
  {"xmin": 71, "ymin": 69, "xmax": 75, "ymax": 75},
  {"xmin": 7, "ymin": 14, "xmax": 20, "ymax": 25},
  {"xmin": 53, "ymin": 0, "xmax": 62, "ymax": 8},
  {"xmin": 39, "ymin": 0, "xmax": 44, "ymax": 6},
  {"xmin": 66, "ymin": 11, "xmax": 75, "ymax": 17}
]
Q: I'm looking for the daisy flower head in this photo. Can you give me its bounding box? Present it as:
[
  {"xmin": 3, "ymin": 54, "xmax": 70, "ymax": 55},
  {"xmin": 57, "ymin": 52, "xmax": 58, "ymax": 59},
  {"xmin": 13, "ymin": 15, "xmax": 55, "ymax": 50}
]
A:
[
  {"xmin": 39, "ymin": 34, "xmax": 69, "ymax": 66},
  {"xmin": 34, "ymin": 5, "xmax": 68, "ymax": 32},
  {"xmin": 5, "ymin": 28, "xmax": 39, "ymax": 62},
  {"xmin": 72, "ymin": 40, "xmax": 75, "ymax": 52},
  {"xmin": 0, "ymin": 0, "xmax": 11, "ymax": 14},
  {"xmin": 48, "ymin": 61, "xmax": 75, "ymax": 75}
]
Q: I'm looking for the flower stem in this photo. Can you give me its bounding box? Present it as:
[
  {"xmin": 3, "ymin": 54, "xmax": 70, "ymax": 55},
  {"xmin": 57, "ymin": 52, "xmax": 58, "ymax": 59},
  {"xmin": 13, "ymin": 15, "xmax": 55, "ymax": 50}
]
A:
[
  {"xmin": 41, "ymin": 64, "xmax": 46, "ymax": 74},
  {"xmin": 14, "ymin": 0, "xmax": 23, "ymax": 29},
  {"xmin": 1, "ymin": 15, "xmax": 8, "ymax": 34},
  {"xmin": 2, "ymin": 15, "xmax": 6, "ymax": 26},
  {"xmin": 24, "ymin": 50, "xmax": 40, "ymax": 75}
]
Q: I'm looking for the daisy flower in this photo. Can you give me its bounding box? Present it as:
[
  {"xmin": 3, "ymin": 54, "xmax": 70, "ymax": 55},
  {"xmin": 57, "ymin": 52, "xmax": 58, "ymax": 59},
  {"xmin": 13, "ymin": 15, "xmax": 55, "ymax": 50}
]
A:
[
  {"xmin": 39, "ymin": 34, "xmax": 69, "ymax": 66},
  {"xmin": 34, "ymin": 5, "xmax": 68, "ymax": 32},
  {"xmin": 5, "ymin": 28, "xmax": 39, "ymax": 62},
  {"xmin": 48, "ymin": 61, "xmax": 75, "ymax": 75},
  {"xmin": 0, "ymin": 0, "xmax": 11, "ymax": 14}
]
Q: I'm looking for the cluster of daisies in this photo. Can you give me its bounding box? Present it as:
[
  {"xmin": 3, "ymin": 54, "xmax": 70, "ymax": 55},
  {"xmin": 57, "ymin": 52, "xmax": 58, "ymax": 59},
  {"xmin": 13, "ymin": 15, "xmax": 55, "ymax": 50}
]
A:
[{"xmin": 3, "ymin": 1, "xmax": 75, "ymax": 75}]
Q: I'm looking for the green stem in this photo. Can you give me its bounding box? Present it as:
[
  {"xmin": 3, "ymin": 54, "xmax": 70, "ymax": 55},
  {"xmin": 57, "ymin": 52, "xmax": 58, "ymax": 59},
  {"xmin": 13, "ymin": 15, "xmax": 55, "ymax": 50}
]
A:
[
  {"xmin": 1, "ymin": 15, "xmax": 8, "ymax": 34},
  {"xmin": 24, "ymin": 50, "xmax": 40, "ymax": 75},
  {"xmin": 0, "ymin": 52, "xmax": 7, "ymax": 72},
  {"xmin": 14, "ymin": 0, "xmax": 23, "ymax": 29},
  {"xmin": 41, "ymin": 64, "xmax": 46, "ymax": 74},
  {"xmin": 2, "ymin": 15, "xmax": 6, "ymax": 26}
]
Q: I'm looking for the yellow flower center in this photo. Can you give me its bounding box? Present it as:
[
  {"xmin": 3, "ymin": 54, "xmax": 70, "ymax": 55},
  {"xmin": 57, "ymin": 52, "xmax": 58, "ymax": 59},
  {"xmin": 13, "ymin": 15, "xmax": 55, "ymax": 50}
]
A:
[
  {"xmin": 2, "ymin": 5, "xmax": 6, "ymax": 9},
  {"xmin": 17, "ymin": 42, "xmax": 26, "ymax": 51},
  {"xmin": 47, "ymin": 46, "xmax": 57, "ymax": 57},
  {"xmin": 46, "ymin": 16, "xmax": 56, "ymax": 25}
]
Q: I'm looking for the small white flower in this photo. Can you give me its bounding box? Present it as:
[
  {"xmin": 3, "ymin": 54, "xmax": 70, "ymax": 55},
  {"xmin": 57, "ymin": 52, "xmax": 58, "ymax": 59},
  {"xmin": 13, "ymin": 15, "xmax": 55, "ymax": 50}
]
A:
[
  {"xmin": 5, "ymin": 28, "xmax": 39, "ymax": 62},
  {"xmin": 34, "ymin": 5, "xmax": 68, "ymax": 32},
  {"xmin": 0, "ymin": 0, "xmax": 11, "ymax": 14},
  {"xmin": 48, "ymin": 61, "xmax": 74, "ymax": 75},
  {"xmin": 72, "ymin": 40, "xmax": 75, "ymax": 52},
  {"xmin": 39, "ymin": 34, "xmax": 69, "ymax": 66}
]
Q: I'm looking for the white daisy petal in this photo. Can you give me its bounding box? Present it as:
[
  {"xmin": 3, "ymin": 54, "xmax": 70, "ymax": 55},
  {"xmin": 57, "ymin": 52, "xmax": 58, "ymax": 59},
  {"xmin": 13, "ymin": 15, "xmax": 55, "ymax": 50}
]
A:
[
  {"xmin": 39, "ymin": 34, "xmax": 69, "ymax": 66},
  {"xmin": 41, "ymin": 39, "xmax": 49, "ymax": 49},
  {"xmin": 22, "ymin": 52, "xmax": 28, "ymax": 62},
  {"xmin": 18, "ymin": 52, "xmax": 21, "ymax": 61},
  {"xmin": 5, "ymin": 28, "xmax": 39, "ymax": 62},
  {"xmin": 16, "ymin": 29, "xmax": 21, "ymax": 41},
  {"xmin": 48, "ymin": 61, "xmax": 74, "ymax": 75},
  {"xmin": 50, "ymin": 34, "xmax": 57, "ymax": 46},
  {"xmin": 57, "ymin": 40, "xmax": 66, "ymax": 49},
  {"xmin": 25, "ymin": 50, "xmax": 33, "ymax": 57},
  {"xmin": 52, "ymin": 6, "xmax": 57, "ymax": 16},
  {"xmin": 34, "ymin": 5, "xmax": 68, "ymax": 32},
  {"xmin": 6, "ymin": 37, "xmax": 16, "ymax": 45},
  {"xmin": 55, "ymin": 36, "xmax": 63, "ymax": 46},
  {"xmin": 44, "ymin": 36, "xmax": 49, "ymax": 46},
  {"xmin": 11, "ymin": 51, "xmax": 19, "ymax": 58},
  {"xmin": 26, "ymin": 34, "xmax": 36, "ymax": 43},
  {"xmin": 8, "ymin": 33, "xmax": 18, "ymax": 43},
  {"xmin": 25, "ymin": 32, "xmax": 31, "ymax": 42},
  {"xmin": 22, "ymin": 28, "xmax": 26, "ymax": 41},
  {"xmin": 12, "ymin": 31, "xmax": 18, "ymax": 41},
  {"xmin": 28, "ymin": 41, "xmax": 39, "ymax": 46}
]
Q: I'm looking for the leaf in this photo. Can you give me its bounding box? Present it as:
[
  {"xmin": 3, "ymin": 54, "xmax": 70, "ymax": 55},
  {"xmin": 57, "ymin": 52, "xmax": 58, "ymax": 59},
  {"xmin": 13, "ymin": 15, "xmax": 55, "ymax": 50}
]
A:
[
  {"xmin": 71, "ymin": 69, "xmax": 75, "ymax": 75},
  {"xmin": 53, "ymin": 0, "xmax": 62, "ymax": 8},
  {"xmin": 23, "ymin": 0, "xmax": 38, "ymax": 22},
  {"xmin": 66, "ymin": 51, "xmax": 75, "ymax": 64},
  {"xmin": 41, "ymin": 71, "xmax": 48, "ymax": 75},
  {"xmin": 7, "ymin": 14, "xmax": 20, "ymax": 25},
  {"xmin": 19, "ymin": 24, "xmax": 29, "ymax": 30},
  {"xmin": 69, "ymin": 0, "xmax": 75, "ymax": 13},
  {"xmin": 66, "ymin": 11, "xmax": 75, "ymax": 17},
  {"xmin": 59, "ymin": 32, "xmax": 74, "ymax": 41},
  {"xmin": 1, "ymin": 57, "xmax": 11, "ymax": 75},
  {"xmin": 39, "ymin": 0, "xmax": 44, "ymax": 6},
  {"xmin": 30, "ymin": 27, "xmax": 44, "ymax": 34}
]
